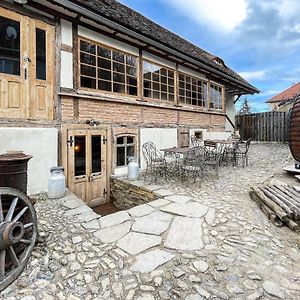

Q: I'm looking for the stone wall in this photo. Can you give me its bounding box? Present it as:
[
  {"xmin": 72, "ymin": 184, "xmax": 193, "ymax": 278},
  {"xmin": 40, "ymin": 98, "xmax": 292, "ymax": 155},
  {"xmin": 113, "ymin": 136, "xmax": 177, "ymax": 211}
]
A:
[{"xmin": 110, "ymin": 177, "xmax": 158, "ymax": 210}]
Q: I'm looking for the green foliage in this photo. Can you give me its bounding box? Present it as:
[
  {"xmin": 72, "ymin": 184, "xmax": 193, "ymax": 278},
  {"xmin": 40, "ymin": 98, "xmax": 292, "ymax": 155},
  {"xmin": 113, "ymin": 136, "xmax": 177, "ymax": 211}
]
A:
[{"xmin": 239, "ymin": 97, "xmax": 252, "ymax": 115}]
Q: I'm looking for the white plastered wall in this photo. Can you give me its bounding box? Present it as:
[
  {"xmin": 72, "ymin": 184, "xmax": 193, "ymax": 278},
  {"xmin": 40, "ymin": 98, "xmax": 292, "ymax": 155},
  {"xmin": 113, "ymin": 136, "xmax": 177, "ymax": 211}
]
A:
[
  {"xmin": 189, "ymin": 128, "xmax": 231, "ymax": 145},
  {"xmin": 60, "ymin": 19, "xmax": 73, "ymax": 89},
  {"xmin": 225, "ymin": 92, "xmax": 236, "ymax": 132},
  {"xmin": 0, "ymin": 128, "xmax": 58, "ymax": 194},
  {"xmin": 140, "ymin": 128, "xmax": 178, "ymax": 170}
]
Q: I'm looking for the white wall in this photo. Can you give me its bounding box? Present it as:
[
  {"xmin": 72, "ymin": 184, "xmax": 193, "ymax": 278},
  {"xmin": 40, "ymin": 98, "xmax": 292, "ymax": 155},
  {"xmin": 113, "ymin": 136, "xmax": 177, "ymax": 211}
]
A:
[
  {"xmin": 140, "ymin": 128, "xmax": 178, "ymax": 170},
  {"xmin": 61, "ymin": 51, "xmax": 73, "ymax": 89},
  {"xmin": 189, "ymin": 128, "xmax": 231, "ymax": 145},
  {"xmin": 0, "ymin": 128, "xmax": 58, "ymax": 194},
  {"xmin": 225, "ymin": 93, "xmax": 236, "ymax": 132}
]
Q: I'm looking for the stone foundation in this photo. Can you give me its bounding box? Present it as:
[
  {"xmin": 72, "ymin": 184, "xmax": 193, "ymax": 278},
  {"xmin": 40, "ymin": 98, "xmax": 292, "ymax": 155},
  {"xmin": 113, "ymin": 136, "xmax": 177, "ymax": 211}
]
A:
[{"xmin": 110, "ymin": 177, "xmax": 158, "ymax": 210}]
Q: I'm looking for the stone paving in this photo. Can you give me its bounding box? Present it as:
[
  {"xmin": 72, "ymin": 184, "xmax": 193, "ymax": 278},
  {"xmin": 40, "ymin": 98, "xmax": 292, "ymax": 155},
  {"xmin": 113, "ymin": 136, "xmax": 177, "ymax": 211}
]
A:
[{"xmin": 2, "ymin": 143, "xmax": 300, "ymax": 300}]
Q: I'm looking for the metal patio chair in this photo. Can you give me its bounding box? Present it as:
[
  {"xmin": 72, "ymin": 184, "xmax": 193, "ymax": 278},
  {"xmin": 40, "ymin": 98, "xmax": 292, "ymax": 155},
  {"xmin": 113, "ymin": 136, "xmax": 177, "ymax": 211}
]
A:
[
  {"xmin": 142, "ymin": 142, "xmax": 167, "ymax": 182},
  {"xmin": 235, "ymin": 138, "xmax": 251, "ymax": 167},
  {"xmin": 191, "ymin": 135, "xmax": 202, "ymax": 148},
  {"xmin": 180, "ymin": 147, "xmax": 205, "ymax": 184}
]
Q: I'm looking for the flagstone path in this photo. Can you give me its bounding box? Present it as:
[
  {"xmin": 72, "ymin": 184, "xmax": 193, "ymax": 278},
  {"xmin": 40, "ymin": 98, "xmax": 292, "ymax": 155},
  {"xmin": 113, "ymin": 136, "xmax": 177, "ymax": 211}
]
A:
[{"xmin": 2, "ymin": 143, "xmax": 300, "ymax": 300}]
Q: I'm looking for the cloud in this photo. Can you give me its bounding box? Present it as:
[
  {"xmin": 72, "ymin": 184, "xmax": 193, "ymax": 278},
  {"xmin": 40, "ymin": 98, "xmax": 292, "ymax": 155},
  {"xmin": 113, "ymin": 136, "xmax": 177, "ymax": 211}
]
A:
[
  {"xmin": 160, "ymin": 0, "xmax": 247, "ymax": 33},
  {"xmin": 238, "ymin": 70, "xmax": 266, "ymax": 81}
]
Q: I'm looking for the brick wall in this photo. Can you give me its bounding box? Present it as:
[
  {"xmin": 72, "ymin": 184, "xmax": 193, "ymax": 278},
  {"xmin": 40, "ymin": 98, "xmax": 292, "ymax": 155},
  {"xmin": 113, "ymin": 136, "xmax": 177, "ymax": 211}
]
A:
[{"xmin": 61, "ymin": 95, "xmax": 226, "ymax": 130}]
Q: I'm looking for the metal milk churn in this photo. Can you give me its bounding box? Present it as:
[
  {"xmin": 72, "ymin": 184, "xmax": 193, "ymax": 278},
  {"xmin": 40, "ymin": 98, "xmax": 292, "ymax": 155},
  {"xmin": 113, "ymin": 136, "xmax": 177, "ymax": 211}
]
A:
[
  {"xmin": 127, "ymin": 157, "xmax": 139, "ymax": 180},
  {"xmin": 48, "ymin": 166, "xmax": 66, "ymax": 199}
]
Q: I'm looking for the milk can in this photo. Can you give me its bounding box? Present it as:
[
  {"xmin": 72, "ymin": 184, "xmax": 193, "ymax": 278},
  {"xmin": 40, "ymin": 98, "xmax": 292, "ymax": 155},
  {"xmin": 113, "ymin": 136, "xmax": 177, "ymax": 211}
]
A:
[
  {"xmin": 127, "ymin": 157, "xmax": 139, "ymax": 180},
  {"xmin": 48, "ymin": 166, "xmax": 66, "ymax": 199}
]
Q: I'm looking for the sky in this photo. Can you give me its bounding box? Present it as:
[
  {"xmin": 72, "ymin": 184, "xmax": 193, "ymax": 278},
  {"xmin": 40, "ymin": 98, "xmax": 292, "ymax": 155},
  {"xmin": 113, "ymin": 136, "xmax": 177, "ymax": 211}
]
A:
[{"xmin": 119, "ymin": 0, "xmax": 300, "ymax": 112}]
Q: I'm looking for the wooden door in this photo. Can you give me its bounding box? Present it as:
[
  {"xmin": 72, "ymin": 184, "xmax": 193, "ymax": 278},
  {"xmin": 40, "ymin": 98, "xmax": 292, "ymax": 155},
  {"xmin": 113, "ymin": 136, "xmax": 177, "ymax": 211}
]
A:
[
  {"xmin": 29, "ymin": 18, "xmax": 54, "ymax": 120},
  {"xmin": 68, "ymin": 129, "xmax": 108, "ymax": 207},
  {"xmin": 0, "ymin": 7, "xmax": 28, "ymax": 118},
  {"xmin": 0, "ymin": 7, "xmax": 54, "ymax": 120}
]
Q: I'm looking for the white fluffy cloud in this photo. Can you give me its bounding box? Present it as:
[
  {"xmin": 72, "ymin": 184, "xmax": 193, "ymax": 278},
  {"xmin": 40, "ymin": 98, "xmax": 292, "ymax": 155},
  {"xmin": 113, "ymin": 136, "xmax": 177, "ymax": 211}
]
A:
[
  {"xmin": 161, "ymin": 0, "xmax": 248, "ymax": 32},
  {"xmin": 238, "ymin": 70, "xmax": 266, "ymax": 81}
]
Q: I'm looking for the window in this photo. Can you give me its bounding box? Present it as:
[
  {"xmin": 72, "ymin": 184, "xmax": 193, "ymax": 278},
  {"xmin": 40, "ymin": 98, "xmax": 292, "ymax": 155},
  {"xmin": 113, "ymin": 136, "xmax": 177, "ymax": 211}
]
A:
[
  {"xmin": 79, "ymin": 39, "xmax": 138, "ymax": 96},
  {"xmin": 0, "ymin": 16, "xmax": 20, "ymax": 76},
  {"xmin": 179, "ymin": 73, "xmax": 207, "ymax": 107},
  {"xmin": 209, "ymin": 83, "xmax": 223, "ymax": 110},
  {"xmin": 143, "ymin": 61, "xmax": 175, "ymax": 101},
  {"xmin": 116, "ymin": 136, "xmax": 135, "ymax": 167},
  {"xmin": 36, "ymin": 28, "xmax": 46, "ymax": 80}
]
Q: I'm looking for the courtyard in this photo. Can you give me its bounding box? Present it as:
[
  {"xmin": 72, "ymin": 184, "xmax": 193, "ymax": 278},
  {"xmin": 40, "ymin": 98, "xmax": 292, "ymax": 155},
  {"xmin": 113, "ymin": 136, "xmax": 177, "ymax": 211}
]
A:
[{"xmin": 2, "ymin": 143, "xmax": 300, "ymax": 300}]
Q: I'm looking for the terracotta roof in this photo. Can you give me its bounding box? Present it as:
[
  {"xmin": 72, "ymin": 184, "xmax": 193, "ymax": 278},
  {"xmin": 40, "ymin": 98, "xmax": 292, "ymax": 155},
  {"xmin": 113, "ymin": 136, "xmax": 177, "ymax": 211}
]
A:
[
  {"xmin": 266, "ymin": 82, "xmax": 300, "ymax": 104},
  {"xmin": 52, "ymin": 0, "xmax": 259, "ymax": 94}
]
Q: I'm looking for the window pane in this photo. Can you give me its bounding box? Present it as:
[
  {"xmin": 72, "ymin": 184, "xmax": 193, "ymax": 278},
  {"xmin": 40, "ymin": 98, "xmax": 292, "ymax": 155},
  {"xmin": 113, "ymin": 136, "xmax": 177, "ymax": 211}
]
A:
[
  {"xmin": 98, "ymin": 80, "xmax": 111, "ymax": 91},
  {"xmin": 98, "ymin": 58, "xmax": 111, "ymax": 70},
  {"xmin": 92, "ymin": 135, "xmax": 101, "ymax": 173},
  {"xmin": 113, "ymin": 51, "xmax": 124, "ymax": 63},
  {"xmin": 128, "ymin": 85, "xmax": 137, "ymax": 96},
  {"xmin": 161, "ymin": 92, "xmax": 167, "ymax": 100},
  {"xmin": 144, "ymin": 88, "xmax": 151, "ymax": 98},
  {"xmin": 81, "ymin": 64, "xmax": 96, "ymax": 77},
  {"xmin": 127, "ymin": 146, "xmax": 134, "ymax": 163},
  {"xmin": 80, "ymin": 53, "xmax": 96, "ymax": 65},
  {"xmin": 97, "ymin": 46, "xmax": 110, "ymax": 58},
  {"xmin": 113, "ymin": 62, "xmax": 125, "ymax": 73},
  {"xmin": 127, "ymin": 76, "xmax": 137, "ymax": 86},
  {"xmin": 75, "ymin": 136, "xmax": 86, "ymax": 176},
  {"xmin": 81, "ymin": 76, "xmax": 96, "ymax": 89},
  {"xmin": 153, "ymin": 73, "xmax": 159, "ymax": 82},
  {"xmin": 160, "ymin": 68, "xmax": 167, "ymax": 76},
  {"xmin": 153, "ymin": 90, "xmax": 160, "ymax": 99},
  {"xmin": 36, "ymin": 28, "xmax": 46, "ymax": 80},
  {"xmin": 117, "ymin": 147, "xmax": 125, "ymax": 166},
  {"xmin": 127, "ymin": 137, "xmax": 134, "ymax": 144},
  {"xmin": 98, "ymin": 69, "xmax": 111, "ymax": 81},
  {"xmin": 80, "ymin": 41, "xmax": 96, "ymax": 54},
  {"xmin": 0, "ymin": 16, "xmax": 20, "ymax": 76},
  {"xmin": 117, "ymin": 137, "xmax": 124, "ymax": 144},
  {"xmin": 113, "ymin": 72, "xmax": 125, "ymax": 83},
  {"xmin": 126, "ymin": 56, "xmax": 137, "ymax": 67},
  {"xmin": 126, "ymin": 66, "xmax": 137, "ymax": 77},
  {"xmin": 113, "ymin": 83, "xmax": 125, "ymax": 93}
]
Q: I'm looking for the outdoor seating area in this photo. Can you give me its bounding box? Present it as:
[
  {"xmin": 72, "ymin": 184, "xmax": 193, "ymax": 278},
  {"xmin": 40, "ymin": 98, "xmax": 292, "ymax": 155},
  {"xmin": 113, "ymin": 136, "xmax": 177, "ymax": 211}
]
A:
[{"xmin": 142, "ymin": 136, "xmax": 251, "ymax": 184}]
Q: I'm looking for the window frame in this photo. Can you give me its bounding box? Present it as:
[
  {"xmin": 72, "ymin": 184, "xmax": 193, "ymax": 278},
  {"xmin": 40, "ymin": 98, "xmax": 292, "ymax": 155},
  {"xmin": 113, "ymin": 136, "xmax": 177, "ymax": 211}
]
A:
[
  {"xmin": 116, "ymin": 135, "xmax": 136, "ymax": 168},
  {"xmin": 209, "ymin": 82, "xmax": 224, "ymax": 111},
  {"xmin": 78, "ymin": 36, "xmax": 139, "ymax": 97},
  {"xmin": 142, "ymin": 59, "xmax": 175, "ymax": 102},
  {"xmin": 178, "ymin": 71, "xmax": 208, "ymax": 108}
]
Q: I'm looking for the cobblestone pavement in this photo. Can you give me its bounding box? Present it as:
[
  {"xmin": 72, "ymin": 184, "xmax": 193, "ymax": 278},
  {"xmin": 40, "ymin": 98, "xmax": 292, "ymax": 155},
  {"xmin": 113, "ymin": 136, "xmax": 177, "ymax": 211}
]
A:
[{"xmin": 2, "ymin": 143, "xmax": 300, "ymax": 300}]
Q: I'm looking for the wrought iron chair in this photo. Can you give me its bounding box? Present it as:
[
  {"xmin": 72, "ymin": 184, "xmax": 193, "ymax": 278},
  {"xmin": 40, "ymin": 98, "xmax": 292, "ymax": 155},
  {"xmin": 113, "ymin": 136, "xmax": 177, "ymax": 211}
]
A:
[
  {"xmin": 142, "ymin": 142, "xmax": 167, "ymax": 182},
  {"xmin": 203, "ymin": 146, "xmax": 222, "ymax": 178},
  {"xmin": 191, "ymin": 135, "xmax": 202, "ymax": 148},
  {"xmin": 223, "ymin": 142, "xmax": 238, "ymax": 166},
  {"xmin": 180, "ymin": 147, "xmax": 205, "ymax": 184},
  {"xmin": 204, "ymin": 140, "xmax": 217, "ymax": 152},
  {"xmin": 235, "ymin": 138, "xmax": 251, "ymax": 167}
]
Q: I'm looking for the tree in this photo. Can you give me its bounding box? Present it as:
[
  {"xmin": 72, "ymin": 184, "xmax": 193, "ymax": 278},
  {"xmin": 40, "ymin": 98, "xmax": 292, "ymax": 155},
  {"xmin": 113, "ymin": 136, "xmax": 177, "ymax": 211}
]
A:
[{"xmin": 239, "ymin": 97, "xmax": 252, "ymax": 115}]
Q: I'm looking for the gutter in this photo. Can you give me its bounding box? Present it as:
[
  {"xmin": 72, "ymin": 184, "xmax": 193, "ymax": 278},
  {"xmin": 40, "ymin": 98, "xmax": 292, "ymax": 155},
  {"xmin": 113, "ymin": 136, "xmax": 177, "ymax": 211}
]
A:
[{"xmin": 49, "ymin": 0, "xmax": 259, "ymax": 94}]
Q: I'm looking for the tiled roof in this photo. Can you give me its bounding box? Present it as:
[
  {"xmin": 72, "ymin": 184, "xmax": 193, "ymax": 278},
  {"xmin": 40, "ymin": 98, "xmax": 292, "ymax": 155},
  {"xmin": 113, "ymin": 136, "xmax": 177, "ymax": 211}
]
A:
[
  {"xmin": 266, "ymin": 82, "xmax": 300, "ymax": 104},
  {"xmin": 56, "ymin": 0, "xmax": 259, "ymax": 93}
]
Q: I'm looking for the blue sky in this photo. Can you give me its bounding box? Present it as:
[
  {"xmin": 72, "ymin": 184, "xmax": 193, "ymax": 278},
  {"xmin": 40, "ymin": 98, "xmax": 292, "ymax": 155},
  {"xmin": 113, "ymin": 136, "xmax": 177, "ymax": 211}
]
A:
[{"xmin": 120, "ymin": 0, "xmax": 300, "ymax": 112}]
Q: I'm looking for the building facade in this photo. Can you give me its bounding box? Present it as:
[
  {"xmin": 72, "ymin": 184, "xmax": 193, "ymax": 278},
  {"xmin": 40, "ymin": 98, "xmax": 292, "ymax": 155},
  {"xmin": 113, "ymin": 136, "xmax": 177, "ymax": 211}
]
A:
[{"xmin": 0, "ymin": 0, "xmax": 259, "ymax": 206}]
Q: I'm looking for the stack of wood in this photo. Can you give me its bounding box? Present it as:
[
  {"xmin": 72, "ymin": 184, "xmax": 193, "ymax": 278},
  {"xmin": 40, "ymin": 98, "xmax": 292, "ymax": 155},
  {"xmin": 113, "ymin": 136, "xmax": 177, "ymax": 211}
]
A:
[{"xmin": 250, "ymin": 179, "xmax": 300, "ymax": 232}]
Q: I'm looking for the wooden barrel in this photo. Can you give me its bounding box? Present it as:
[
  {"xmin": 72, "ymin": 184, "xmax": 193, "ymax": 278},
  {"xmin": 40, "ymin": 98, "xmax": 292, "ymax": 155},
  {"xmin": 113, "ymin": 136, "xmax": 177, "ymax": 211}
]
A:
[{"xmin": 289, "ymin": 93, "xmax": 300, "ymax": 165}]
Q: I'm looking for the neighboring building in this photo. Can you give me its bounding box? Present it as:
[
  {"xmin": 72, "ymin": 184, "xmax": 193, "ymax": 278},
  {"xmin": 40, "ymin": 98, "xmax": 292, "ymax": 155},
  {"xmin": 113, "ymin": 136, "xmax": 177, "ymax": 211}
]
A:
[
  {"xmin": 0, "ymin": 0, "xmax": 259, "ymax": 206},
  {"xmin": 266, "ymin": 82, "xmax": 300, "ymax": 112}
]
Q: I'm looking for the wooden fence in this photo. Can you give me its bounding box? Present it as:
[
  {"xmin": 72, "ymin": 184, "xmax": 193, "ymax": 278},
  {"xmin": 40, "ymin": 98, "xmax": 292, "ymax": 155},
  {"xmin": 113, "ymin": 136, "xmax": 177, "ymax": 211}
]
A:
[{"xmin": 236, "ymin": 111, "xmax": 289, "ymax": 142}]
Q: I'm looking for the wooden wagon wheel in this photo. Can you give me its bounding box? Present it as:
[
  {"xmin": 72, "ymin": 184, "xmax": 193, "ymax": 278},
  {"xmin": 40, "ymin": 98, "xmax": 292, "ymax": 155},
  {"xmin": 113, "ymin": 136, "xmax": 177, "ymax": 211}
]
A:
[{"xmin": 0, "ymin": 187, "xmax": 37, "ymax": 292}]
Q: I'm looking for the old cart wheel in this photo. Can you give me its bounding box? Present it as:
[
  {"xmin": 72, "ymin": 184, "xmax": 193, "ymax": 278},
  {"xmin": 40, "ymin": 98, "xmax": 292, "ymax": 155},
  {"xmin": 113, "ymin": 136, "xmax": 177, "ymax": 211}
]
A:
[{"xmin": 0, "ymin": 187, "xmax": 37, "ymax": 292}]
